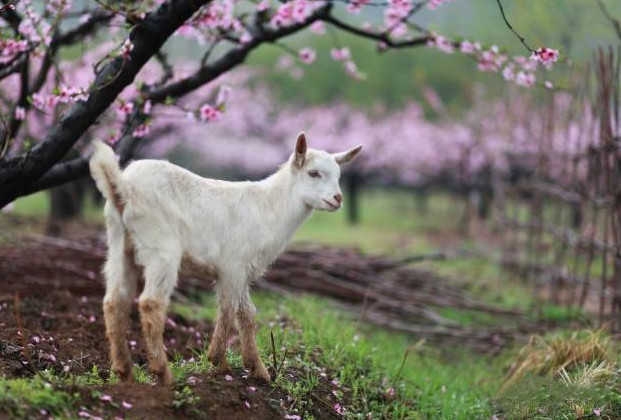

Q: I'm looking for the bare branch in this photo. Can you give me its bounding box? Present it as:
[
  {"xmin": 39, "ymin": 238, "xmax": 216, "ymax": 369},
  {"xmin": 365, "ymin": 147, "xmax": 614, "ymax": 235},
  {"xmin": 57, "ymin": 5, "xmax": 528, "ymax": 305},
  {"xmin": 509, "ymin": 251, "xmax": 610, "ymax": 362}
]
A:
[
  {"xmin": 596, "ymin": 0, "xmax": 621, "ymax": 40},
  {"xmin": 494, "ymin": 0, "xmax": 534, "ymax": 52}
]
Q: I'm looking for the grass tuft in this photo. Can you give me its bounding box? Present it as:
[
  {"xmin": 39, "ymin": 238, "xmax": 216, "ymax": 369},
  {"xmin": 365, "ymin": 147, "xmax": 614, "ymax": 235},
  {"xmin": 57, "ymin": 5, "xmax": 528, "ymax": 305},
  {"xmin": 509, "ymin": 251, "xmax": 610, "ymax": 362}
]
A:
[{"xmin": 502, "ymin": 329, "xmax": 613, "ymax": 392}]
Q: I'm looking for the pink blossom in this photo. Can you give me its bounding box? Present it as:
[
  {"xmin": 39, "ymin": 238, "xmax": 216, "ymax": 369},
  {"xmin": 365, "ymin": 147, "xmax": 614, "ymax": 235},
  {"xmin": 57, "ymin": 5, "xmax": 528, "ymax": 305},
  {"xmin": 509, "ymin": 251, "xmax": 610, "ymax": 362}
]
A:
[
  {"xmin": 216, "ymin": 85, "xmax": 232, "ymax": 107},
  {"xmin": 14, "ymin": 106, "xmax": 25, "ymax": 120},
  {"xmin": 428, "ymin": 0, "xmax": 452, "ymax": 9},
  {"xmin": 244, "ymin": 400, "xmax": 251, "ymax": 408},
  {"xmin": 256, "ymin": 0, "xmax": 270, "ymax": 12},
  {"xmin": 120, "ymin": 39, "xmax": 134, "ymax": 60},
  {"xmin": 428, "ymin": 35, "xmax": 454, "ymax": 54},
  {"xmin": 187, "ymin": 376, "xmax": 200, "ymax": 385},
  {"xmin": 532, "ymin": 47, "xmax": 559, "ymax": 68},
  {"xmin": 544, "ymin": 80, "xmax": 553, "ymax": 89},
  {"xmin": 224, "ymin": 374, "xmax": 234, "ymax": 381},
  {"xmin": 143, "ymin": 100, "xmax": 152, "ymax": 114},
  {"xmin": 515, "ymin": 71, "xmax": 535, "ymax": 87},
  {"xmin": 298, "ymin": 47, "xmax": 316, "ymax": 64},
  {"xmin": 99, "ymin": 394, "xmax": 113, "ymax": 402},
  {"xmin": 346, "ymin": 0, "xmax": 369, "ymax": 14},
  {"xmin": 333, "ymin": 403, "xmax": 345, "ymax": 415},
  {"xmin": 271, "ymin": 0, "xmax": 310, "ymax": 27},
  {"xmin": 121, "ymin": 401, "xmax": 133, "ymax": 409},
  {"xmin": 199, "ymin": 104, "xmax": 222, "ymax": 122},
  {"xmin": 502, "ymin": 65, "xmax": 515, "ymax": 81},
  {"xmin": 309, "ymin": 21, "xmax": 325, "ymax": 34},
  {"xmin": 593, "ymin": 408, "xmax": 602, "ymax": 416},
  {"xmin": 284, "ymin": 415, "xmax": 301, "ymax": 420},
  {"xmin": 117, "ymin": 101, "xmax": 134, "ymax": 118},
  {"xmin": 132, "ymin": 123, "xmax": 150, "ymax": 138},
  {"xmin": 460, "ymin": 40, "xmax": 475, "ymax": 54},
  {"xmin": 248, "ymin": 386, "xmax": 257, "ymax": 392},
  {"xmin": 330, "ymin": 47, "xmax": 350, "ymax": 62},
  {"xmin": 240, "ymin": 31, "xmax": 252, "ymax": 44}
]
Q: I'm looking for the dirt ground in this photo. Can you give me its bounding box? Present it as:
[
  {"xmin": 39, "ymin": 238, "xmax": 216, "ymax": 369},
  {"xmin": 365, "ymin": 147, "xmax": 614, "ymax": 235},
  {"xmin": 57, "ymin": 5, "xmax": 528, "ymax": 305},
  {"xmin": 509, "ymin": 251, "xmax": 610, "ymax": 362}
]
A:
[{"xmin": 0, "ymin": 225, "xmax": 326, "ymax": 419}]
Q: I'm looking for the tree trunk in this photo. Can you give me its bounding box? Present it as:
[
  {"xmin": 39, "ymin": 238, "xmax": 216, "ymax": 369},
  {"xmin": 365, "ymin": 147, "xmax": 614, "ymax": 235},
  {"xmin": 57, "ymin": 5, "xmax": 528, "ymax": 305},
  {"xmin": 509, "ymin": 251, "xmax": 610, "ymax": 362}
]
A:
[
  {"xmin": 46, "ymin": 179, "xmax": 87, "ymax": 236},
  {"xmin": 345, "ymin": 172, "xmax": 361, "ymax": 225}
]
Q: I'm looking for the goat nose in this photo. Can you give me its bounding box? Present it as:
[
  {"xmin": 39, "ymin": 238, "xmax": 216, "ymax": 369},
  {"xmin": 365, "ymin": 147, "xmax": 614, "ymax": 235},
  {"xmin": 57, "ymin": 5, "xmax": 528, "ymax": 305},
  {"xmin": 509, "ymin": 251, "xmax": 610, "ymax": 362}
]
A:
[{"xmin": 334, "ymin": 193, "xmax": 343, "ymax": 204}]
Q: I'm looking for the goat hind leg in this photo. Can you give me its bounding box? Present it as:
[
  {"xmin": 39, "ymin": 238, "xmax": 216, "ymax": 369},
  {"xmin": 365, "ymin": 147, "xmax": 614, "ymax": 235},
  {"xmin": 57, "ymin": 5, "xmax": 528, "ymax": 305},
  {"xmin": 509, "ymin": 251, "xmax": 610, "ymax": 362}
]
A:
[
  {"xmin": 138, "ymin": 258, "xmax": 179, "ymax": 385},
  {"xmin": 102, "ymin": 225, "xmax": 138, "ymax": 382}
]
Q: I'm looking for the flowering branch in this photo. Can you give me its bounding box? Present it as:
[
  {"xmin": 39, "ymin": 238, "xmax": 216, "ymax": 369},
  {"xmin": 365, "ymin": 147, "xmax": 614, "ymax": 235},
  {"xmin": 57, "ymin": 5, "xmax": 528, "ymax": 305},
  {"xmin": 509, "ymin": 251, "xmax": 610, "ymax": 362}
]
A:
[
  {"xmin": 0, "ymin": 0, "xmax": 211, "ymax": 208},
  {"xmin": 323, "ymin": 14, "xmax": 429, "ymax": 50}
]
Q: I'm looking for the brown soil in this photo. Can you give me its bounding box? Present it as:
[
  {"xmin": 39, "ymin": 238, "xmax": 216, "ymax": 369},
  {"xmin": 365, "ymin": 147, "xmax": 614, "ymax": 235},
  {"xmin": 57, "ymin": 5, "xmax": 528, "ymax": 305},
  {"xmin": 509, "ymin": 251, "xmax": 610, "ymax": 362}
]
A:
[{"xmin": 0, "ymin": 229, "xmax": 342, "ymax": 419}]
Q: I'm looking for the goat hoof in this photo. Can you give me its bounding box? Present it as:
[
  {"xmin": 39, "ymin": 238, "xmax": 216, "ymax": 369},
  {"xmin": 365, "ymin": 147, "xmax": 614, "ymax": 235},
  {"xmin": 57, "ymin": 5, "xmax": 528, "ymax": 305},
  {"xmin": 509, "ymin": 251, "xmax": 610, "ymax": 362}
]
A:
[
  {"xmin": 154, "ymin": 366, "xmax": 173, "ymax": 386},
  {"xmin": 251, "ymin": 366, "xmax": 271, "ymax": 383},
  {"xmin": 112, "ymin": 365, "xmax": 134, "ymax": 383}
]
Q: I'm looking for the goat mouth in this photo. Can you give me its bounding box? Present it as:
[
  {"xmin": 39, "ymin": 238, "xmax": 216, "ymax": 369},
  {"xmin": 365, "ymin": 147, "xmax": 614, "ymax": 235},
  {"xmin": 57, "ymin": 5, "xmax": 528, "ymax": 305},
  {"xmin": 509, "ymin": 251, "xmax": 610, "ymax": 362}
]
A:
[{"xmin": 322, "ymin": 199, "xmax": 340, "ymax": 210}]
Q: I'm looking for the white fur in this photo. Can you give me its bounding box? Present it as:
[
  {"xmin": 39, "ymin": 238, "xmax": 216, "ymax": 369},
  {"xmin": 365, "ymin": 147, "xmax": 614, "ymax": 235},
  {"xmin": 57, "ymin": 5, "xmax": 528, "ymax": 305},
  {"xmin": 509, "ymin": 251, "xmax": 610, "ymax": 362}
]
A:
[{"xmin": 90, "ymin": 134, "xmax": 362, "ymax": 314}]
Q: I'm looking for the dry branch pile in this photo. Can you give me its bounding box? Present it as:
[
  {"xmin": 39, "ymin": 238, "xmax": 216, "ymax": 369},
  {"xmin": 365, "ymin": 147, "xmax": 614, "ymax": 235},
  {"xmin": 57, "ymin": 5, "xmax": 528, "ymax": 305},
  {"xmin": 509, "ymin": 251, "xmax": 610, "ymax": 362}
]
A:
[{"xmin": 1, "ymin": 232, "xmax": 526, "ymax": 353}]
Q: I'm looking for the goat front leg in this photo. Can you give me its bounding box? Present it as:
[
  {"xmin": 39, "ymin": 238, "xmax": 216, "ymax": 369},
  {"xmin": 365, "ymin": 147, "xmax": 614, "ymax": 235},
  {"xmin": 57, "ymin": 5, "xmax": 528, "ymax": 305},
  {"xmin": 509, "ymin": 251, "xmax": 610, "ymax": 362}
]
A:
[{"xmin": 237, "ymin": 290, "xmax": 270, "ymax": 382}]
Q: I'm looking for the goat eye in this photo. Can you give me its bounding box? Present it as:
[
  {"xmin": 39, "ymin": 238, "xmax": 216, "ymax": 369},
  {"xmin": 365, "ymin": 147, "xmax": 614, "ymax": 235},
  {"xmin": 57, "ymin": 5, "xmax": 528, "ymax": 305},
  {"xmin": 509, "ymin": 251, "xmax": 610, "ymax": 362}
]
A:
[{"xmin": 308, "ymin": 170, "xmax": 321, "ymax": 178}]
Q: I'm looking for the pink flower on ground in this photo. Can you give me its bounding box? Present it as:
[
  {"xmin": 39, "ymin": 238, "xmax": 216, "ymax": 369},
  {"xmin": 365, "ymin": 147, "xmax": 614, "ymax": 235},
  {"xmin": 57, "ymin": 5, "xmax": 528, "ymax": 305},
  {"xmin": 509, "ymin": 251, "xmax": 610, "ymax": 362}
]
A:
[
  {"xmin": 199, "ymin": 104, "xmax": 221, "ymax": 122},
  {"xmin": 248, "ymin": 386, "xmax": 257, "ymax": 392},
  {"xmin": 298, "ymin": 47, "xmax": 316, "ymax": 64},
  {"xmin": 284, "ymin": 415, "xmax": 301, "ymax": 420},
  {"xmin": 333, "ymin": 403, "xmax": 345, "ymax": 415},
  {"xmin": 544, "ymin": 80, "xmax": 553, "ymax": 89},
  {"xmin": 593, "ymin": 408, "xmax": 602, "ymax": 416},
  {"xmin": 121, "ymin": 401, "xmax": 133, "ymax": 409},
  {"xmin": 99, "ymin": 394, "xmax": 113, "ymax": 402},
  {"xmin": 244, "ymin": 400, "xmax": 251, "ymax": 408},
  {"xmin": 224, "ymin": 374, "xmax": 233, "ymax": 381}
]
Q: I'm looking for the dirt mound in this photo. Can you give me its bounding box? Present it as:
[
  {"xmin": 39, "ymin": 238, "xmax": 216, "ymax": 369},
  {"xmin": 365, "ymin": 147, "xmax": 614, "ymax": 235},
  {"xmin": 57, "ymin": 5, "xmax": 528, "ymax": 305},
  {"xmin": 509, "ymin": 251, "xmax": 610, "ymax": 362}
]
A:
[{"xmin": 72, "ymin": 369, "xmax": 291, "ymax": 420}]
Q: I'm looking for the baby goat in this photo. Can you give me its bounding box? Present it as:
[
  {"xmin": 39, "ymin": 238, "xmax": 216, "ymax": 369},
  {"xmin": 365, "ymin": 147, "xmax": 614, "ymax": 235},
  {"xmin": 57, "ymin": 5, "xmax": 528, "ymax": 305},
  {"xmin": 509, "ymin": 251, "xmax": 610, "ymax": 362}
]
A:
[{"xmin": 89, "ymin": 133, "xmax": 362, "ymax": 384}]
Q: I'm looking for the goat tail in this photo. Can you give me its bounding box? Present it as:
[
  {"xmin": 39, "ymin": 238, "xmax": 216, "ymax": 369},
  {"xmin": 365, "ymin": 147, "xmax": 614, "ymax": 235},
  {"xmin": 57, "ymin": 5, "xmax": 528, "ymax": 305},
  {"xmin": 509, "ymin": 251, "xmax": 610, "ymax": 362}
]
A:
[{"xmin": 89, "ymin": 141, "xmax": 126, "ymax": 214}]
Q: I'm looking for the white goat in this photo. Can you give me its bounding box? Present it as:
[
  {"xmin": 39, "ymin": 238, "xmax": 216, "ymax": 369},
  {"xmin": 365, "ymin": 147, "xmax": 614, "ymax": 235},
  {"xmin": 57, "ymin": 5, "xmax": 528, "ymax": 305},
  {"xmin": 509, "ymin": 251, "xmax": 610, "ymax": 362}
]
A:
[{"xmin": 89, "ymin": 133, "xmax": 362, "ymax": 384}]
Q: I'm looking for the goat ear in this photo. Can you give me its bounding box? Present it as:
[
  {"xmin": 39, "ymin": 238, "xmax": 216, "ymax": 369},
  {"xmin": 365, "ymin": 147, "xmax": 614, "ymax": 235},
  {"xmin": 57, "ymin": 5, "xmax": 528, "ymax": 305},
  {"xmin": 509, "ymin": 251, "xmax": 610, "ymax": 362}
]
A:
[
  {"xmin": 294, "ymin": 132, "xmax": 307, "ymax": 168},
  {"xmin": 334, "ymin": 145, "xmax": 362, "ymax": 165}
]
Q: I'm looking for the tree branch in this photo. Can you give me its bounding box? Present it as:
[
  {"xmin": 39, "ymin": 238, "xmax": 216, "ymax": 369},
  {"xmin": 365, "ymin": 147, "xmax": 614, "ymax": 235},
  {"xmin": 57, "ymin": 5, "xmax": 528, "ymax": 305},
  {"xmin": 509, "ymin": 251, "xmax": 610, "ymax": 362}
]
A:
[
  {"xmin": 494, "ymin": 0, "xmax": 534, "ymax": 52},
  {"xmin": 596, "ymin": 0, "xmax": 621, "ymax": 40},
  {"xmin": 146, "ymin": 3, "xmax": 333, "ymax": 103},
  {"xmin": 0, "ymin": 0, "xmax": 210, "ymax": 207},
  {"xmin": 323, "ymin": 14, "xmax": 430, "ymax": 49}
]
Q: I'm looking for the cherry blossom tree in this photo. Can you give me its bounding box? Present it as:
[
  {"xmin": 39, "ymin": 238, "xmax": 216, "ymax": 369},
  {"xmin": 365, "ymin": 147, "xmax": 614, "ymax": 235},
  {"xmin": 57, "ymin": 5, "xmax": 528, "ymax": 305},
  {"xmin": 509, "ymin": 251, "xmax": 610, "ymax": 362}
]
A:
[{"xmin": 0, "ymin": 0, "xmax": 560, "ymax": 208}]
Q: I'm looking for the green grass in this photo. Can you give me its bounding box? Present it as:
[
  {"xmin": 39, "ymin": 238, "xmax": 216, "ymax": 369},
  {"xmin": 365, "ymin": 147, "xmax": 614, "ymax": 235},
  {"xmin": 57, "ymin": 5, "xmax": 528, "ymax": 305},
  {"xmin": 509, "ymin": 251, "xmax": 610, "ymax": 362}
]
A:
[
  {"xmin": 175, "ymin": 292, "xmax": 499, "ymax": 419},
  {"xmin": 1, "ymin": 293, "xmax": 617, "ymax": 419},
  {"xmin": 13, "ymin": 191, "xmax": 103, "ymax": 222},
  {"xmin": 293, "ymin": 189, "xmax": 462, "ymax": 255}
]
